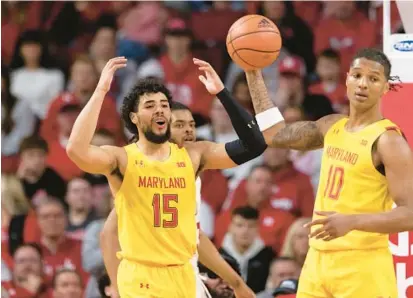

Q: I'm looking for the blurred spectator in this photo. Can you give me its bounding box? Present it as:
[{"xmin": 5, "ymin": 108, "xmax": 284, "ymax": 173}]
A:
[
  {"xmin": 51, "ymin": 268, "xmax": 83, "ymax": 298},
  {"xmin": 232, "ymin": 73, "xmax": 253, "ymax": 114},
  {"xmin": 2, "ymin": 243, "xmax": 50, "ymax": 298},
  {"xmin": 45, "ymin": 103, "xmax": 83, "ymax": 181},
  {"xmin": 40, "ymin": 55, "xmax": 124, "ymax": 145},
  {"xmin": 209, "ymin": 98, "xmax": 262, "ymax": 187},
  {"xmin": 16, "ymin": 136, "xmax": 66, "ymax": 205},
  {"xmin": 220, "ymin": 207, "xmax": 275, "ymax": 293},
  {"xmin": 1, "ymin": 67, "xmax": 36, "ymax": 158},
  {"xmin": 35, "ymin": 198, "xmax": 89, "ymax": 284},
  {"xmin": 259, "ymin": 1, "xmax": 315, "ymax": 72},
  {"xmin": 309, "ymin": 49, "xmax": 347, "ymax": 111},
  {"xmin": 225, "ymin": 48, "xmax": 288, "ymax": 100},
  {"xmin": 283, "ymin": 106, "xmax": 323, "ymax": 192},
  {"xmin": 82, "ymin": 197, "xmax": 113, "ymax": 298},
  {"xmin": 262, "ymin": 147, "xmax": 314, "ymax": 217},
  {"xmin": 314, "ymin": 1, "xmax": 377, "ymax": 77},
  {"xmin": 281, "ymin": 218, "xmax": 311, "ymax": 268},
  {"xmin": 217, "ymin": 165, "xmax": 295, "ymax": 252},
  {"xmin": 199, "ymin": 252, "xmax": 241, "ymax": 298},
  {"xmin": 118, "ymin": 2, "xmax": 167, "ymax": 46},
  {"xmin": 89, "ymin": 16, "xmax": 140, "ymax": 104},
  {"xmin": 65, "ymin": 178, "xmax": 97, "ymax": 240},
  {"xmin": 1, "ymin": 175, "xmax": 31, "ymax": 272},
  {"xmin": 83, "ymin": 129, "xmax": 114, "ymax": 210},
  {"xmin": 137, "ymin": 18, "xmax": 214, "ymax": 125},
  {"xmin": 275, "ymin": 56, "xmax": 334, "ymax": 121},
  {"xmin": 9, "ymin": 30, "xmax": 64, "ymax": 119},
  {"xmin": 272, "ymin": 279, "xmax": 298, "ymax": 298},
  {"xmin": 257, "ymin": 257, "xmax": 299, "ymax": 298}
]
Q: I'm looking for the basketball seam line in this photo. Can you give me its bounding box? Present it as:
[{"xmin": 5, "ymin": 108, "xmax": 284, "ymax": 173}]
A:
[
  {"xmin": 228, "ymin": 30, "xmax": 280, "ymax": 44},
  {"xmin": 231, "ymin": 49, "xmax": 281, "ymax": 56},
  {"xmin": 229, "ymin": 29, "xmax": 259, "ymax": 68}
]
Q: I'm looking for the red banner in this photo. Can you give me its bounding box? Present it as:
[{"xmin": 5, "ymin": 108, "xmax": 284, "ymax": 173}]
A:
[{"xmin": 382, "ymin": 83, "xmax": 413, "ymax": 298}]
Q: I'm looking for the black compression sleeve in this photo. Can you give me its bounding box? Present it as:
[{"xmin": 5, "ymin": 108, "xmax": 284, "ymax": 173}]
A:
[{"xmin": 216, "ymin": 88, "xmax": 267, "ymax": 165}]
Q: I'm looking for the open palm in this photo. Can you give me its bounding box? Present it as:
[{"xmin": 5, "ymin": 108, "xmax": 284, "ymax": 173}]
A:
[
  {"xmin": 97, "ymin": 57, "xmax": 127, "ymax": 93},
  {"xmin": 193, "ymin": 58, "xmax": 224, "ymax": 95}
]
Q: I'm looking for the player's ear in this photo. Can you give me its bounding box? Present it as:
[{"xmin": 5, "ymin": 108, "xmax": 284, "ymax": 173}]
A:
[
  {"xmin": 383, "ymin": 81, "xmax": 390, "ymax": 95},
  {"xmin": 130, "ymin": 112, "xmax": 138, "ymax": 125},
  {"xmin": 345, "ymin": 72, "xmax": 349, "ymax": 87}
]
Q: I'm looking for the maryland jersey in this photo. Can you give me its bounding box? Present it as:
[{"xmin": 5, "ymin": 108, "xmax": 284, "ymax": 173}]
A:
[
  {"xmin": 115, "ymin": 143, "xmax": 197, "ymax": 266},
  {"xmin": 310, "ymin": 118, "xmax": 402, "ymax": 251}
]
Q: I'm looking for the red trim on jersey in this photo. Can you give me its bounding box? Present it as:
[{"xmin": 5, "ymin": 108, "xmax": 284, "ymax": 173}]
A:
[{"xmin": 196, "ymin": 222, "xmax": 200, "ymax": 229}]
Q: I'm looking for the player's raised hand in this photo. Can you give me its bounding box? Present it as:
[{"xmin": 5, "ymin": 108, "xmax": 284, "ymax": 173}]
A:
[
  {"xmin": 193, "ymin": 58, "xmax": 224, "ymax": 95},
  {"xmin": 96, "ymin": 57, "xmax": 127, "ymax": 93},
  {"xmin": 305, "ymin": 211, "xmax": 355, "ymax": 241}
]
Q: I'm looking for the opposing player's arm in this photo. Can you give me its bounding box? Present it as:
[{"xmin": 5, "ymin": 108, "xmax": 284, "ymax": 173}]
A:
[
  {"xmin": 100, "ymin": 208, "xmax": 121, "ymax": 293},
  {"xmin": 245, "ymin": 69, "xmax": 345, "ymax": 150},
  {"xmin": 352, "ymin": 131, "xmax": 413, "ymax": 233},
  {"xmin": 198, "ymin": 231, "xmax": 254, "ymax": 295},
  {"xmin": 67, "ymin": 57, "xmax": 126, "ymax": 175}
]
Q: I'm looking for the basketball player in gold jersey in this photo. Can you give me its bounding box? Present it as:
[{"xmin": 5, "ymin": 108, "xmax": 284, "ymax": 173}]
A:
[
  {"xmin": 67, "ymin": 57, "xmax": 263, "ymax": 298},
  {"xmin": 242, "ymin": 48, "xmax": 413, "ymax": 297}
]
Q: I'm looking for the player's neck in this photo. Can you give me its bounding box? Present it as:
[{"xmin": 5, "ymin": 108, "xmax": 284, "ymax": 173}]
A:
[
  {"xmin": 136, "ymin": 139, "xmax": 170, "ymax": 160},
  {"xmin": 347, "ymin": 104, "xmax": 383, "ymax": 130}
]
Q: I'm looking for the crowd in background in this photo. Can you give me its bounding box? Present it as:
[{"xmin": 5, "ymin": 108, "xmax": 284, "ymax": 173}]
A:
[{"xmin": 1, "ymin": 1, "xmax": 405, "ymax": 298}]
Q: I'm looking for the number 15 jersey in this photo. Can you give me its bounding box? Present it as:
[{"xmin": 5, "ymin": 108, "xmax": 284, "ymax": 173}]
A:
[
  {"xmin": 310, "ymin": 118, "xmax": 401, "ymax": 251},
  {"xmin": 115, "ymin": 143, "xmax": 197, "ymax": 266}
]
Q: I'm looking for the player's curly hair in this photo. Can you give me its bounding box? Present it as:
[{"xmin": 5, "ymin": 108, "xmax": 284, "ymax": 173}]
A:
[
  {"xmin": 352, "ymin": 48, "xmax": 402, "ymax": 92},
  {"xmin": 121, "ymin": 78, "xmax": 173, "ymax": 140}
]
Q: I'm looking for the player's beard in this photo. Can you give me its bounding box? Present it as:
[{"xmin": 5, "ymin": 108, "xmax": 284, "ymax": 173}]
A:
[{"xmin": 143, "ymin": 124, "xmax": 171, "ymax": 144}]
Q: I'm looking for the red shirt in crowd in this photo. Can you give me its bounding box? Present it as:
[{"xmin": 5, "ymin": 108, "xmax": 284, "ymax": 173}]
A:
[
  {"xmin": 46, "ymin": 141, "xmax": 83, "ymax": 181},
  {"xmin": 1, "ymin": 281, "xmax": 51, "ymax": 298},
  {"xmin": 314, "ymin": 12, "xmax": 377, "ymax": 77},
  {"xmin": 40, "ymin": 92, "xmax": 124, "ymax": 145},
  {"xmin": 200, "ymin": 170, "xmax": 229, "ymax": 214},
  {"xmin": 214, "ymin": 208, "xmax": 295, "ymax": 254},
  {"xmin": 224, "ymin": 164, "xmax": 314, "ymax": 218},
  {"xmin": 160, "ymin": 54, "xmax": 214, "ymax": 120},
  {"xmin": 40, "ymin": 237, "xmax": 89, "ymax": 286},
  {"xmin": 308, "ymin": 82, "xmax": 347, "ymax": 106}
]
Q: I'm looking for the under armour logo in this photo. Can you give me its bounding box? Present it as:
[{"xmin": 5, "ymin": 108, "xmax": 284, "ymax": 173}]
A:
[
  {"xmin": 333, "ymin": 129, "xmax": 340, "ymax": 134},
  {"xmin": 360, "ymin": 139, "xmax": 368, "ymax": 146},
  {"xmin": 140, "ymin": 283, "xmax": 150, "ymax": 289},
  {"xmin": 135, "ymin": 160, "xmax": 144, "ymax": 167}
]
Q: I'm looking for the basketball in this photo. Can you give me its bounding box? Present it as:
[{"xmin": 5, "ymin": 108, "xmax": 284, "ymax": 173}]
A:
[{"xmin": 226, "ymin": 14, "xmax": 282, "ymax": 71}]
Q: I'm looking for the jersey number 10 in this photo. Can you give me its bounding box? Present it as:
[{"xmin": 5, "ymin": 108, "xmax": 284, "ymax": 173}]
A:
[
  {"xmin": 323, "ymin": 165, "xmax": 345, "ymax": 200},
  {"xmin": 152, "ymin": 194, "xmax": 178, "ymax": 228}
]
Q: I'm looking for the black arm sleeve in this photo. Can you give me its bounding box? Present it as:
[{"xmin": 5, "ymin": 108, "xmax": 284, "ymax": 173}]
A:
[{"xmin": 216, "ymin": 88, "xmax": 267, "ymax": 165}]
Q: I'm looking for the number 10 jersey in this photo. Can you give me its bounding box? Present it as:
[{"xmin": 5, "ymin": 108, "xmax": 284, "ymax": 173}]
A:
[
  {"xmin": 115, "ymin": 142, "xmax": 197, "ymax": 266},
  {"xmin": 310, "ymin": 118, "xmax": 401, "ymax": 251}
]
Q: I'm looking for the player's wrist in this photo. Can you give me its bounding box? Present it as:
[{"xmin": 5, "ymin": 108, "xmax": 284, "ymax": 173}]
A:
[{"xmin": 255, "ymin": 107, "xmax": 284, "ymax": 132}]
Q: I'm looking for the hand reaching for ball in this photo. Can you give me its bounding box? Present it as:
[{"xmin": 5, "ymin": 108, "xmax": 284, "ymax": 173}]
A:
[{"xmin": 193, "ymin": 58, "xmax": 225, "ymax": 95}]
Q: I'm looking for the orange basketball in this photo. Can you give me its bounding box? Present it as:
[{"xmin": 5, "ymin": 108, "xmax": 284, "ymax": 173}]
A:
[{"xmin": 226, "ymin": 15, "xmax": 282, "ymax": 71}]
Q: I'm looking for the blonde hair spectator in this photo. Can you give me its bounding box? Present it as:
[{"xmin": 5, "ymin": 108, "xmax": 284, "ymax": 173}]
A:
[{"xmin": 281, "ymin": 217, "xmax": 311, "ymax": 267}]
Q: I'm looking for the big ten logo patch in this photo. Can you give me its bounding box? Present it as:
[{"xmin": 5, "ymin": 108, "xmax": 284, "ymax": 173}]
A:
[{"xmin": 176, "ymin": 162, "xmax": 186, "ymax": 168}]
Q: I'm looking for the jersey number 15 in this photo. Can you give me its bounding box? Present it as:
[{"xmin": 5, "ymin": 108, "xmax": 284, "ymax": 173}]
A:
[
  {"xmin": 323, "ymin": 165, "xmax": 345, "ymax": 200},
  {"xmin": 152, "ymin": 194, "xmax": 178, "ymax": 228}
]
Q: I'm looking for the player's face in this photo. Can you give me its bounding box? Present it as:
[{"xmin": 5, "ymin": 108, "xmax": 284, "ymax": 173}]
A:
[
  {"xmin": 346, "ymin": 58, "xmax": 389, "ymax": 112},
  {"xmin": 133, "ymin": 92, "xmax": 172, "ymax": 144},
  {"xmin": 230, "ymin": 215, "xmax": 258, "ymax": 248},
  {"xmin": 170, "ymin": 110, "xmax": 196, "ymax": 146}
]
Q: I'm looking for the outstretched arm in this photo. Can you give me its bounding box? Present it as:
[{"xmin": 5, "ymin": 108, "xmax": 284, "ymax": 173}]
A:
[
  {"xmin": 245, "ymin": 70, "xmax": 344, "ymax": 150},
  {"xmin": 100, "ymin": 209, "xmax": 121, "ymax": 294},
  {"xmin": 198, "ymin": 231, "xmax": 254, "ymax": 298},
  {"xmin": 193, "ymin": 58, "xmax": 267, "ymax": 170},
  {"xmin": 351, "ymin": 131, "xmax": 413, "ymax": 233},
  {"xmin": 66, "ymin": 57, "xmax": 127, "ymax": 175}
]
